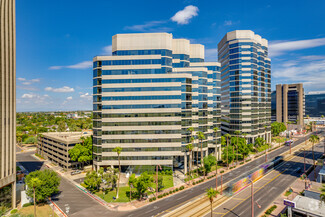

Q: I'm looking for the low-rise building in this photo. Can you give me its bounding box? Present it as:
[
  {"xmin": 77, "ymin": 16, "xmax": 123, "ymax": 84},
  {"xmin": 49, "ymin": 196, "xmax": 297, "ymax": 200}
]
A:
[{"xmin": 37, "ymin": 131, "xmax": 92, "ymax": 169}]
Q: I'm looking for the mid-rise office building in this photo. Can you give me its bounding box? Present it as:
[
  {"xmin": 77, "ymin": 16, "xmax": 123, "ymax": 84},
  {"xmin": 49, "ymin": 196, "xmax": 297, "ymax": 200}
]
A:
[
  {"xmin": 305, "ymin": 92, "xmax": 325, "ymax": 117},
  {"xmin": 218, "ymin": 30, "xmax": 271, "ymax": 143},
  {"xmin": 93, "ymin": 33, "xmax": 221, "ymax": 173},
  {"xmin": 274, "ymin": 83, "xmax": 305, "ymax": 125},
  {"xmin": 0, "ymin": 0, "xmax": 16, "ymax": 209},
  {"xmin": 37, "ymin": 131, "xmax": 92, "ymax": 169}
]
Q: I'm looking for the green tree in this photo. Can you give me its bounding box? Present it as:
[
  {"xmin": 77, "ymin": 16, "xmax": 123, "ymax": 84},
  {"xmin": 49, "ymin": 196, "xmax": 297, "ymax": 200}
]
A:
[
  {"xmin": 224, "ymin": 134, "xmax": 231, "ymax": 169},
  {"xmin": 157, "ymin": 176, "xmax": 164, "ymax": 192},
  {"xmin": 203, "ymin": 154, "xmax": 217, "ymax": 173},
  {"xmin": 197, "ymin": 131, "xmax": 206, "ymax": 177},
  {"xmin": 68, "ymin": 136, "xmax": 93, "ymax": 168},
  {"xmin": 320, "ymin": 184, "xmax": 325, "ymax": 203},
  {"xmin": 25, "ymin": 170, "xmax": 60, "ymax": 217},
  {"xmin": 206, "ymin": 187, "xmax": 218, "ymax": 217},
  {"xmin": 135, "ymin": 172, "xmax": 154, "ymax": 199},
  {"xmin": 310, "ymin": 135, "xmax": 320, "ymax": 181},
  {"xmin": 84, "ymin": 171, "xmax": 101, "ymax": 192},
  {"xmin": 254, "ymin": 137, "xmax": 265, "ymax": 149},
  {"xmin": 128, "ymin": 174, "xmax": 136, "ymax": 201},
  {"xmin": 57, "ymin": 121, "xmax": 66, "ymax": 132},
  {"xmin": 186, "ymin": 143, "xmax": 194, "ymax": 176},
  {"xmin": 113, "ymin": 146, "xmax": 122, "ymax": 199}
]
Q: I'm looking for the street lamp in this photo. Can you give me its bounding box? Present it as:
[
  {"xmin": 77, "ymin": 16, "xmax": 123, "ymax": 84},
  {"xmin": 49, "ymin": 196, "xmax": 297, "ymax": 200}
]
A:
[{"xmin": 250, "ymin": 179, "xmax": 254, "ymax": 217}]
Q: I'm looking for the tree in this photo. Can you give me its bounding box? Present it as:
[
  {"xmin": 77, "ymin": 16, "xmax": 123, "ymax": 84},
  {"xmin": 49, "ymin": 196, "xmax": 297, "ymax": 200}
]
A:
[
  {"xmin": 254, "ymin": 137, "xmax": 265, "ymax": 149},
  {"xmin": 157, "ymin": 176, "xmax": 164, "ymax": 192},
  {"xmin": 135, "ymin": 172, "xmax": 154, "ymax": 199},
  {"xmin": 25, "ymin": 170, "xmax": 61, "ymax": 217},
  {"xmin": 186, "ymin": 143, "xmax": 194, "ymax": 176},
  {"xmin": 224, "ymin": 134, "xmax": 231, "ymax": 169},
  {"xmin": 234, "ymin": 131, "xmax": 241, "ymax": 165},
  {"xmin": 84, "ymin": 171, "xmax": 101, "ymax": 193},
  {"xmin": 309, "ymin": 135, "xmax": 320, "ymax": 181},
  {"xmin": 28, "ymin": 177, "xmax": 41, "ymax": 217},
  {"xmin": 113, "ymin": 146, "xmax": 122, "ymax": 199},
  {"xmin": 57, "ymin": 121, "xmax": 66, "ymax": 132},
  {"xmin": 213, "ymin": 127, "xmax": 219, "ymax": 159},
  {"xmin": 206, "ymin": 187, "xmax": 218, "ymax": 217},
  {"xmin": 271, "ymin": 122, "xmax": 286, "ymax": 137},
  {"xmin": 197, "ymin": 131, "xmax": 206, "ymax": 177},
  {"xmin": 68, "ymin": 136, "xmax": 93, "ymax": 168},
  {"xmin": 203, "ymin": 154, "xmax": 217, "ymax": 173},
  {"xmin": 128, "ymin": 174, "xmax": 136, "ymax": 201}
]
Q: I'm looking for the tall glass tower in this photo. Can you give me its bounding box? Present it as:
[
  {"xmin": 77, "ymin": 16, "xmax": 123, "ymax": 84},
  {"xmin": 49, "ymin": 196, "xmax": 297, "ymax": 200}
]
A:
[
  {"xmin": 218, "ymin": 30, "xmax": 271, "ymax": 144},
  {"xmin": 93, "ymin": 33, "xmax": 221, "ymax": 173}
]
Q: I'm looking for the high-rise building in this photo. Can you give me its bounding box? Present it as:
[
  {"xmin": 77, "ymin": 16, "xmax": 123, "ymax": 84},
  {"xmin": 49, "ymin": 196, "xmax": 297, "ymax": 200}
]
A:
[
  {"xmin": 0, "ymin": 0, "xmax": 16, "ymax": 209},
  {"xmin": 93, "ymin": 33, "xmax": 221, "ymax": 173},
  {"xmin": 218, "ymin": 30, "xmax": 271, "ymax": 144},
  {"xmin": 274, "ymin": 83, "xmax": 305, "ymax": 125},
  {"xmin": 305, "ymin": 92, "xmax": 325, "ymax": 117}
]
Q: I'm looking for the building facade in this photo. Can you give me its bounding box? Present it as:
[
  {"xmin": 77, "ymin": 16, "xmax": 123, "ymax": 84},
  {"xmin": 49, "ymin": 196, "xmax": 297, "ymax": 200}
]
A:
[
  {"xmin": 274, "ymin": 83, "xmax": 304, "ymax": 125},
  {"xmin": 37, "ymin": 132, "xmax": 92, "ymax": 169},
  {"xmin": 0, "ymin": 0, "xmax": 16, "ymax": 209},
  {"xmin": 305, "ymin": 93, "xmax": 325, "ymax": 117},
  {"xmin": 93, "ymin": 33, "xmax": 221, "ymax": 173},
  {"xmin": 218, "ymin": 30, "xmax": 271, "ymax": 144}
]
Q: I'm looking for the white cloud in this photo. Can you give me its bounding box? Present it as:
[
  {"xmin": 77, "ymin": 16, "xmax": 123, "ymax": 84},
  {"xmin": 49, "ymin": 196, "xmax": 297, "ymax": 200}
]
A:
[
  {"xmin": 66, "ymin": 96, "xmax": 73, "ymax": 100},
  {"xmin": 224, "ymin": 20, "xmax": 233, "ymax": 26},
  {"xmin": 49, "ymin": 61, "xmax": 92, "ymax": 70},
  {"xmin": 17, "ymin": 77, "xmax": 40, "ymax": 85},
  {"xmin": 17, "ymin": 77, "xmax": 26, "ymax": 81},
  {"xmin": 273, "ymin": 56, "xmax": 325, "ymax": 91},
  {"xmin": 269, "ymin": 37, "xmax": 325, "ymax": 57},
  {"xmin": 103, "ymin": 45, "xmax": 112, "ymax": 55},
  {"xmin": 124, "ymin": 21, "xmax": 172, "ymax": 32},
  {"xmin": 45, "ymin": 86, "xmax": 75, "ymax": 93},
  {"xmin": 22, "ymin": 93, "xmax": 35, "ymax": 99},
  {"xmin": 22, "ymin": 82, "xmax": 32, "ymax": 85},
  {"xmin": 171, "ymin": 5, "xmax": 198, "ymax": 24},
  {"xmin": 205, "ymin": 48, "xmax": 218, "ymax": 62},
  {"xmin": 80, "ymin": 92, "xmax": 92, "ymax": 99}
]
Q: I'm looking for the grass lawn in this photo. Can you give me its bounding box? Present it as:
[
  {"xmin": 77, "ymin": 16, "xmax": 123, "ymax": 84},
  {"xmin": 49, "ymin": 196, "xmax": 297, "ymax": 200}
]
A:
[
  {"xmin": 18, "ymin": 203, "xmax": 57, "ymax": 217},
  {"xmin": 273, "ymin": 136, "xmax": 286, "ymax": 144},
  {"xmin": 284, "ymin": 190, "xmax": 292, "ymax": 197},
  {"xmin": 95, "ymin": 186, "xmax": 130, "ymax": 203},
  {"xmin": 150, "ymin": 175, "xmax": 174, "ymax": 191}
]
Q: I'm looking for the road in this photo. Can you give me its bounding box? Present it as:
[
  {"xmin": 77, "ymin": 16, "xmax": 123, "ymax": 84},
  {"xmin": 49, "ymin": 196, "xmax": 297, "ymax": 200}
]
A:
[
  {"xmin": 120, "ymin": 133, "xmax": 318, "ymax": 217},
  {"xmin": 17, "ymin": 151, "xmax": 120, "ymax": 217},
  {"xmin": 205, "ymin": 134, "xmax": 324, "ymax": 217}
]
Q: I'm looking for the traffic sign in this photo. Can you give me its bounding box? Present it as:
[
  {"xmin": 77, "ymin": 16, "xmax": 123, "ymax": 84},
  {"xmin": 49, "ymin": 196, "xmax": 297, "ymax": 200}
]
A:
[{"xmin": 284, "ymin": 199, "xmax": 296, "ymax": 208}]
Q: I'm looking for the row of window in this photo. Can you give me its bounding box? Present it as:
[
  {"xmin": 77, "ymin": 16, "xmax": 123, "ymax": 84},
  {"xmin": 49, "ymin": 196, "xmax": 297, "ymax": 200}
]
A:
[
  {"xmin": 94, "ymin": 147, "xmax": 182, "ymax": 153},
  {"xmin": 102, "ymin": 138, "xmax": 182, "ymax": 143},
  {"xmin": 98, "ymin": 58, "xmax": 172, "ymax": 66},
  {"xmin": 101, "ymin": 78, "xmax": 191, "ymax": 84},
  {"xmin": 101, "ymin": 85, "xmax": 192, "ymax": 92},
  {"xmin": 112, "ymin": 49, "xmax": 173, "ymax": 57},
  {"xmin": 102, "ymin": 129, "xmax": 181, "ymax": 135},
  {"xmin": 101, "ymin": 104, "xmax": 181, "ymax": 110}
]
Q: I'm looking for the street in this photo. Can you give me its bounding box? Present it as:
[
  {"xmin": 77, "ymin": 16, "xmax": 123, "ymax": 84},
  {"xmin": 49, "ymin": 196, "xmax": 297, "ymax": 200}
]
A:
[{"xmin": 17, "ymin": 151, "xmax": 120, "ymax": 217}]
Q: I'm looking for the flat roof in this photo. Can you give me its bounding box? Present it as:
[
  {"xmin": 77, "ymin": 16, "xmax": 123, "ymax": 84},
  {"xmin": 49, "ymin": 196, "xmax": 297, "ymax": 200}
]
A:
[
  {"xmin": 292, "ymin": 195, "xmax": 325, "ymax": 216},
  {"xmin": 41, "ymin": 131, "xmax": 92, "ymax": 144}
]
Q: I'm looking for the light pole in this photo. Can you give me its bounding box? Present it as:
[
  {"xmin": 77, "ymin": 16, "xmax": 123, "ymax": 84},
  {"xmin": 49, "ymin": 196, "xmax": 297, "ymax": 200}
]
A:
[
  {"xmin": 301, "ymin": 148, "xmax": 307, "ymax": 190},
  {"xmin": 250, "ymin": 179, "xmax": 254, "ymax": 217},
  {"xmin": 221, "ymin": 173, "xmax": 223, "ymax": 195}
]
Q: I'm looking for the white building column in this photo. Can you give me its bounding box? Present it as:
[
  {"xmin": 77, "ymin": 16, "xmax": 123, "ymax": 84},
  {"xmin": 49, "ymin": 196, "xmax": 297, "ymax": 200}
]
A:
[{"xmin": 12, "ymin": 182, "xmax": 16, "ymax": 208}]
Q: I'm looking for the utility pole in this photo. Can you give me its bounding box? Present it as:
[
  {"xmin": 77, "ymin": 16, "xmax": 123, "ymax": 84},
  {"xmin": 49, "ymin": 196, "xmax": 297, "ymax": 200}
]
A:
[
  {"xmin": 221, "ymin": 173, "xmax": 223, "ymax": 195},
  {"xmin": 251, "ymin": 179, "xmax": 254, "ymax": 217}
]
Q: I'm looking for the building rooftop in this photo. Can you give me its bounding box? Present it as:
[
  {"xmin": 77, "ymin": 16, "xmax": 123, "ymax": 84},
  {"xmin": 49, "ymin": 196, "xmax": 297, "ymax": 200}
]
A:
[
  {"xmin": 292, "ymin": 195, "xmax": 325, "ymax": 216},
  {"xmin": 41, "ymin": 131, "xmax": 92, "ymax": 144}
]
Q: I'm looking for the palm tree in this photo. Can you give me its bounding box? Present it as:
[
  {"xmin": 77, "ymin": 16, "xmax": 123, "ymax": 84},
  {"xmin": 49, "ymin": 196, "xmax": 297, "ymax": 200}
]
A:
[
  {"xmin": 113, "ymin": 146, "xmax": 122, "ymax": 199},
  {"xmin": 224, "ymin": 134, "xmax": 231, "ymax": 169},
  {"xmin": 264, "ymin": 126, "xmax": 268, "ymax": 162},
  {"xmin": 213, "ymin": 127, "xmax": 219, "ymax": 189},
  {"xmin": 206, "ymin": 187, "xmax": 218, "ymax": 217},
  {"xmin": 186, "ymin": 143, "xmax": 194, "ymax": 177},
  {"xmin": 28, "ymin": 177, "xmax": 41, "ymax": 217},
  {"xmin": 197, "ymin": 131, "xmax": 206, "ymax": 177},
  {"xmin": 187, "ymin": 127, "xmax": 197, "ymax": 175},
  {"xmin": 309, "ymin": 135, "xmax": 320, "ymax": 181},
  {"xmin": 234, "ymin": 131, "xmax": 241, "ymax": 166}
]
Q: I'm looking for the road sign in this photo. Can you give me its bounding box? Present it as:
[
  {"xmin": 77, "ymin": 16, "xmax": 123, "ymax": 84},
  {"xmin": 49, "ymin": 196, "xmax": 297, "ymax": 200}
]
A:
[{"xmin": 284, "ymin": 199, "xmax": 296, "ymax": 208}]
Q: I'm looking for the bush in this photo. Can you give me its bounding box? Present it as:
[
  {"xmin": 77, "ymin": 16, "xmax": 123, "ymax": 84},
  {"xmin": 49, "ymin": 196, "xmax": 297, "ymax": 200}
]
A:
[
  {"xmin": 193, "ymin": 182, "xmax": 196, "ymax": 185},
  {"xmin": 265, "ymin": 205, "xmax": 277, "ymax": 215},
  {"xmin": 153, "ymin": 197, "xmax": 156, "ymax": 201},
  {"xmin": 23, "ymin": 202, "xmax": 34, "ymax": 207},
  {"xmin": 169, "ymin": 191, "xmax": 172, "ymax": 194},
  {"xmin": 176, "ymin": 188, "xmax": 179, "ymax": 192},
  {"xmin": 240, "ymin": 162, "xmax": 244, "ymax": 165},
  {"xmin": 158, "ymin": 195, "xmax": 162, "ymax": 198},
  {"xmin": 10, "ymin": 209, "xmax": 18, "ymax": 214},
  {"xmin": 173, "ymin": 189, "xmax": 176, "ymax": 193},
  {"xmin": 220, "ymin": 170, "xmax": 224, "ymax": 173},
  {"xmin": 180, "ymin": 186, "xmax": 184, "ymax": 190},
  {"xmin": 149, "ymin": 198, "xmax": 153, "ymax": 202}
]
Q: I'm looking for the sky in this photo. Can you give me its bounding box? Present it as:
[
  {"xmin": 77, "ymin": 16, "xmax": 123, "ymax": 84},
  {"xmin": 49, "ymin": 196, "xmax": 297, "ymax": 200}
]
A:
[{"xmin": 17, "ymin": 0, "xmax": 325, "ymax": 112}]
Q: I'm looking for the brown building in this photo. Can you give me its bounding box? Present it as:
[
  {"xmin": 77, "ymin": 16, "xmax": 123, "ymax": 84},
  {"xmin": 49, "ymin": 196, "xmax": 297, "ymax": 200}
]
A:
[
  {"xmin": 0, "ymin": 0, "xmax": 16, "ymax": 209},
  {"xmin": 275, "ymin": 83, "xmax": 304, "ymax": 126},
  {"xmin": 37, "ymin": 132, "xmax": 92, "ymax": 169}
]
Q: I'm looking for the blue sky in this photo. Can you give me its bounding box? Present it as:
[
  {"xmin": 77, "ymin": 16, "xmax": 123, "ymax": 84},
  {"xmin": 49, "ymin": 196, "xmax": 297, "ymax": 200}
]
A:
[{"xmin": 17, "ymin": 0, "xmax": 325, "ymax": 112}]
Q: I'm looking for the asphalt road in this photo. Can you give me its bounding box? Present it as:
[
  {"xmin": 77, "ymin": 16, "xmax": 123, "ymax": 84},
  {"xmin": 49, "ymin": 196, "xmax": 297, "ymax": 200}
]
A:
[
  {"xmin": 209, "ymin": 135, "xmax": 325, "ymax": 217},
  {"xmin": 120, "ymin": 133, "xmax": 318, "ymax": 217},
  {"xmin": 17, "ymin": 151, "xmax": 120, "ymax": 217}
]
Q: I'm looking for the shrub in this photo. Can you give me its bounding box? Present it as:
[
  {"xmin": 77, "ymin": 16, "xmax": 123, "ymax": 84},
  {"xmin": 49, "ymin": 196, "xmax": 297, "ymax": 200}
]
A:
[
  {"xmin": 180, "ymin": 186, "xmax": 184, "ymax": 190},
  {"xmin": 169, "ymin": 191, "xmax": 172, "ymax": 194},
  {"xmin": 193, "ymin": 182, "xmax": 196, "ymax": 185},
  {"xmin": 158, "ymin": 195, "xmax": 162, "ymax": 198},
  {"xmin": 10, "ymin": 209, "xmax": 18, "ymax": 214},
  {"xmin": 23, "ymin": 202, "xmax": 33, "ymax": 207},
  {"xmin": 153, "ymin": 197, "xmax": 156, "ymax": 201},
  {"xmin": 149, "ymin": 198, "xmax": 153, "ymax": 202},
  {"xmin": 265, "ymin": 205, "xmax": 277, "ymax": 215},
  {"xmin": 173, "ymin": 189, "xmax": 176, "ymax": 193},
  {"xmin": 240, "ymin": 162, "xmax": 244, "ymax": 165},
  {"xmin": 220, "ymin": 170, "xmax": 224, "ymax": 173},
  {"xmin": 176, "ymin": 188, "xmax": 179, "ymax": 192}
]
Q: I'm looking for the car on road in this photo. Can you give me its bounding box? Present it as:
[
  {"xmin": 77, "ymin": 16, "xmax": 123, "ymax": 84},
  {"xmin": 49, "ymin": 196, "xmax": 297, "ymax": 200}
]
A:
[{"xmin": 71, "ymin": 170, "xmax": 81, "ymax": 175}]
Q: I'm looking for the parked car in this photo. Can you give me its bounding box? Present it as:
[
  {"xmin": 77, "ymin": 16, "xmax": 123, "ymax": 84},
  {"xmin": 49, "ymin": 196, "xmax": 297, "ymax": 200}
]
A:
[{"xmin": 71, "ymin": 170, "xmax": 81, "ymax": 175}]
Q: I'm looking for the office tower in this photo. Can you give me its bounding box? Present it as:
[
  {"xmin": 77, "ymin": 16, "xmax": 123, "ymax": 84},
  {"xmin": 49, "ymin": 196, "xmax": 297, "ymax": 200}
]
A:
[
  {"xmin": 218, "ymin": 30, "xmax": 271, "ymax": 144},
  {"xmin": 305, "ymin": 92, "xmax": 325, "ymax": 117},
  {"xmin": 0, "ymin": 0, "xmax": 16, "ymax": 209},
  {"xmin": 275, "ymin": 84, "xmax": 305, "ymax": 126},
  {"xmin": 93, "ymin": 33, "xmax": 221, "ymax": 173}
]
